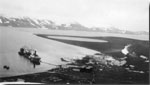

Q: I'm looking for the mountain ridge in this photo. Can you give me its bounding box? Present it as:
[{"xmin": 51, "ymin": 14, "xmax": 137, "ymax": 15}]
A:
[{"xmin": 0, "ymin": 16, "xmax": 148, "ymax": 35}]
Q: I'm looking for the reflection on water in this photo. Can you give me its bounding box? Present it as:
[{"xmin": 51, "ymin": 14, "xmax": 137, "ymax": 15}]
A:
[{"xmin": 19, "ymin": 55, "xmax": 36, "ymax": 68}]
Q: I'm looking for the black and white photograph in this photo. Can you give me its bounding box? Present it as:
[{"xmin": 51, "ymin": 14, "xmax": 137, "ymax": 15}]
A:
[{"xmin": 0, "ymin": 0, "xmax": 149, "ymax": 84}]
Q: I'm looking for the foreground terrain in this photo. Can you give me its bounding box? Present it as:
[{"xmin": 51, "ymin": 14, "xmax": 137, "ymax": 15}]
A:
[{"xmin": 0, "ymin": 27, "xmax": 149, "ymax": 84}]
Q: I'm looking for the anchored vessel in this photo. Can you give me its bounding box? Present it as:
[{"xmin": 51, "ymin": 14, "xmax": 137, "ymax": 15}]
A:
[{"xmin": 18, "ymin": 46, "xmax": 41, "ymax": 65}]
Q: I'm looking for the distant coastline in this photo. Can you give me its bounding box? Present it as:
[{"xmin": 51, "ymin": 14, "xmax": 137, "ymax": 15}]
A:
[{"xmin": 0, "ymin": 16, "xmax": 149, "ymax": 35}]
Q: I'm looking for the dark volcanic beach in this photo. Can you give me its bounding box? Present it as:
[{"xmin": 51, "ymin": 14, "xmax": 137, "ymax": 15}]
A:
[{"xmin": 36, "ymin": 34, "xmax": 149, "ymax": 58}]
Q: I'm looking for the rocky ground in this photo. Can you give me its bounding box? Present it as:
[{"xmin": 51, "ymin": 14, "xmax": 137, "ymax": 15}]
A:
[{"xmin": 0, "ymin": 53, "xmax": 149, "ymax": 84}]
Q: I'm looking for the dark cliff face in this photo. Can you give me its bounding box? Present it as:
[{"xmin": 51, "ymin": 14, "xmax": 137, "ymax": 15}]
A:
[
  {"xmin": 121, "ymin": 44, "xmax": 149, "ymax": 71},
  {"xmin": 124, "ymin": 43, "xmax": 149, "ymax": 59},
  {"xmin": 127, "ymin": 44, "xmax": 149, "ymax": 57}
]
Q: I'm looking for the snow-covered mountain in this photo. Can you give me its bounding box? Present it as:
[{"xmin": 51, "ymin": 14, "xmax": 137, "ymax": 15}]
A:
[
  {"xmin": 0, "ymin": 16, "xmax": 56, "ymax": 29},
  {"xmin": 0, "ymin": 16, "xmax": 148, "ymax": 35}
]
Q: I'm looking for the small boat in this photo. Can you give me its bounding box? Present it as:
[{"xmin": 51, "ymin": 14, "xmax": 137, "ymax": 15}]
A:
[{"xmin": 18, "ymin": 46, "xmax": 41, "ymax": 65}]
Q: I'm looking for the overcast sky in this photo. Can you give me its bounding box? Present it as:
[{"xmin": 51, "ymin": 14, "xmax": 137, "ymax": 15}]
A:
[{"xmin": 0, "ymin": 0, "xmax": 149, "ymax": 31}]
